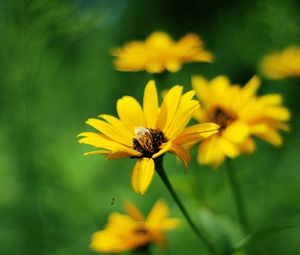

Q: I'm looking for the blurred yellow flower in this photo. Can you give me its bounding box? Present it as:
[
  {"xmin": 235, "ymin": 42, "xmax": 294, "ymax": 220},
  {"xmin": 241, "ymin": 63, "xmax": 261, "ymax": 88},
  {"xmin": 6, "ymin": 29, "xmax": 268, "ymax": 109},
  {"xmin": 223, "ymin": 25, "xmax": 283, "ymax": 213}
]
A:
[
  {"xmin": 192, "ymin": 75, "xmax": 290, "ymax": 167},
  {"xmin": 78, "ymin": 80, "xmax": 219, "ymax": 194},
  {"xmin": 260, "ymin": 46, "xmax": 300, "ymax": 79},
  {"xmin": 90, "ymin": 200, "xmax": 180, "ymax": 253},
  {"xmin": 112, "ymin": 31, "xmax": 213, "ymax": 73}
]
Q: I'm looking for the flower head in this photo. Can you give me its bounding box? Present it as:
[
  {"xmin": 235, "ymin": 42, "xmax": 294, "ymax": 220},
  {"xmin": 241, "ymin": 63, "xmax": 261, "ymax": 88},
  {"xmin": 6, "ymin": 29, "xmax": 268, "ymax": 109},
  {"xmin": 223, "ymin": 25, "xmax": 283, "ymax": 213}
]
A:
[
  {"xmin": 192, "ymin": 75, "xmax": 290, "ymax": 167},
  {"xmin": 260, "ymin": 46, "xmax": 300, "ymax": 79},
  {"xmin": 90, "ymin": 200, "xmax": 180, "ymax": 253},
  {"xmin": 78, "ymin": 80, "xmax": 219, "ymax": 194},
  {"xmin": 112, "ymin": 31, "xmax": 213, "ymax": 73}
]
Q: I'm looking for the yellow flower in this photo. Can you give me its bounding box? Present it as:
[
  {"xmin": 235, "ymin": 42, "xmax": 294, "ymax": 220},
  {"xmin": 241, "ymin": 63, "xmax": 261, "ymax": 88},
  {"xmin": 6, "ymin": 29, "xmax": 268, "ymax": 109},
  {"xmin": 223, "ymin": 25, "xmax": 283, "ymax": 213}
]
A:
[
  {"xmin": 260, "ymin": 46, "xmax": 300, "ymax": 79},
  {"xmin": 90, "ymin": 200, "xmax": 180, "ymax": 253},
  {"xmin": 112, "ymin": 31, "xmax": 213, "ymax": 73},
  {"xmin": 78, "ymin": 80, "xmax": 219, "ymax": 194},
  {"xmin": 192, "ymin": 75, "xmax": 290, "ymax": 167}
]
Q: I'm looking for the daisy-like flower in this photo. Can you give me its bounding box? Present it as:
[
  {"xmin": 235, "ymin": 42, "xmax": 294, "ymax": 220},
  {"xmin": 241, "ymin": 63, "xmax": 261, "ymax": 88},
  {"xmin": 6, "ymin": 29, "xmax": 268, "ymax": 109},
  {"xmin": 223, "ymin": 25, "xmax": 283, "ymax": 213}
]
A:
[
  {"xmin": 260, "ymin": 46, "xmax": 300, "ymax": 79},
  {"xmin": 112, "ymin": 31, "xmax": 213, "ymax": 74},
  {"xmin": 78, "ymin": 80, "xmax": 219, "ymax": 194},
  {"xmin": 192, "ymin": 75, "xmax": 290, "ymax": 167},
  {"xmin": 90, "ymin": 200, "xmax": 180, "ymax": 253},
  {"xmin": 90, "ymin": 201, "xmax": 180, "ymax": 253}
]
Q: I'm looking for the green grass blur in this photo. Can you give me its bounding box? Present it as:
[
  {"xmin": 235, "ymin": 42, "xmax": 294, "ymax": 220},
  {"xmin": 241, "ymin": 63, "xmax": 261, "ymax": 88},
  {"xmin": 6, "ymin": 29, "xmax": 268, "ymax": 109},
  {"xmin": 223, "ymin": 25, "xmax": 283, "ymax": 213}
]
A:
[{"xmin": 0, "ymin": 0, "xmax": 299, "ymax": 254}]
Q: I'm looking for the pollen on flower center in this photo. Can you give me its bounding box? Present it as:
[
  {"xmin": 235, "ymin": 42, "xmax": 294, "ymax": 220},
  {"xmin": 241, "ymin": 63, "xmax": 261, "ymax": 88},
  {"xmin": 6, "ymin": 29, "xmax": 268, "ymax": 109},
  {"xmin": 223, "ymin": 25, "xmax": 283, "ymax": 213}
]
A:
[
  {"xmin": 133, "ymin": 127, "xmax": 168, "ymax": 158},
  {"xmin": 211, "ymin": 107, "xmax": 236, "ymax": 131}
]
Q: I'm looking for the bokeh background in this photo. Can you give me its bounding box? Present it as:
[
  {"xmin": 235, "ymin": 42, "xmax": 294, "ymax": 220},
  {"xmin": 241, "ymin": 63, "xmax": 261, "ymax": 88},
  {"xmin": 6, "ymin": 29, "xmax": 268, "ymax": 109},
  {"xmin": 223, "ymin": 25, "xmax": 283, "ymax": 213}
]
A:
[{"xmin": 0, "ymin": 0, "xmax": 299, "ymax": 254}]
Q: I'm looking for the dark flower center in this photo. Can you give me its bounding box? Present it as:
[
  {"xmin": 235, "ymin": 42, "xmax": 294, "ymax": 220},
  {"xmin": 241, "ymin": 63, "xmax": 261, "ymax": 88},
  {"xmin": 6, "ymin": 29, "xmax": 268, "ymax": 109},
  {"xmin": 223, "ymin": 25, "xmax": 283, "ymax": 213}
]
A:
[
  {"xmin": 133, "ymin": 127, "xmax": 168, "ymax": 158},
  {"xmin": 133, "ymin": 226, "xmax": 149, "ymax": 235},
  {"xmin": 210, "ymin": 107, "xmax": 237, "ymax": 131}
]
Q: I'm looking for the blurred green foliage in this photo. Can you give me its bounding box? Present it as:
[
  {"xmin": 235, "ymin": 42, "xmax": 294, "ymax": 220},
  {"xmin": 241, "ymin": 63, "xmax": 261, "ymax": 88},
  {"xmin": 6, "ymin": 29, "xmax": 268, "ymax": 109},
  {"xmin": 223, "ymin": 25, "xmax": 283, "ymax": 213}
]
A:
[{"xmin": 0, "ymin": 0, "xmax": 299, "ymax": 254}]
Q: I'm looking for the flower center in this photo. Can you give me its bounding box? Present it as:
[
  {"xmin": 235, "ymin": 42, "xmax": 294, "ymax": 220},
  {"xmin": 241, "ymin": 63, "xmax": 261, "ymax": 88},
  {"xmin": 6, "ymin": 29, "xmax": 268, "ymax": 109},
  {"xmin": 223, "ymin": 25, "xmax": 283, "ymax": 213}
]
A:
[
  {"xmin": 211, "ymin": 107, "xmax": 236, "ymax": 131},
  {"xmin": 133, "ymin": 226, "xmax": 149, "ymax": 235},
  {"xmin": 133, "ymin": 127, "xmax": 168, "ymax": 158}
]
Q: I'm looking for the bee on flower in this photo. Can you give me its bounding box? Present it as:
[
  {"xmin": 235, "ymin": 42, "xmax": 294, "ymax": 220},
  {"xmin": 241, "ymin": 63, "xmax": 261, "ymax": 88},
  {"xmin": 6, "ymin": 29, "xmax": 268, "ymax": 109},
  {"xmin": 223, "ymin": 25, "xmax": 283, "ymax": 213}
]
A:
[
  {"xmin": 112, "ymin": 31, "xmax": 213, "ymax": 74},
  {"xmin": 192, "ymin": 75, "xmax": 290, "ymax": 167},
  {"xmin": 78, "ymin": 80, "xmax": 219, "ymax": 194},
  {"xmin": 260, "ymin": 46, "xmax": 300, "ymax": 79},
  {"xmin": 90, "ymin": 200, "xmax": 180, "ymax": 253}
]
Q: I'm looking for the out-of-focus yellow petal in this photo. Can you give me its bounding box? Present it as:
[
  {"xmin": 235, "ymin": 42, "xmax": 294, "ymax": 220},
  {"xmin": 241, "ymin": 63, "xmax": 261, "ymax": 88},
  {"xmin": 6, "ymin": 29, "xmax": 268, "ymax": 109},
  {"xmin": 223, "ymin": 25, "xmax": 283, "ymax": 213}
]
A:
[
  {"xmin": 198, "ymin": 136, "xmax": 226, "ymax": 167},
  {"xmin": 131, "ymin": 158, "xmax": 155, "ymax": 195},
  {"xmin": 260, "ymin": 46, "xmax": 300, "ymax": 79},
  {"xmin": 239, "ymin": 137, "xmax": 256, "ymax": 154},
  {"xmin": 223, "ymin": 121, "xmax": 249, "ymax": 144},
  {"xmin": 146, "ymin": 200, "xmax": 169, "ymax": 228},
  {"xmin": 143, "ymin": 80, "xmax": 159, "ymax": 128},
  {"xmin": 165, "ymin": 60, "xmax": 181, "ymax": 72},
  {"xmin": 117, "ymin": 96, "xmax": 146, "ymax": 131},
  {"xmin": 192, "ymin": 76, "xmax": 212, "ymax": 107},
  {"xmin": 112, "ymin": 31, "xmax": 212, "ymax": 74},
  {"xmin": 124, "ymin": 202, "xmax": 145, "ymax": 221},
  {"xmin": 242, "ymin": 76, "xmax": 260, "ymax": 97},
  {"xmin": 219, "ymin": 137, "xmax": 240, "ymax": 158},
  {"xmin": 256, "ymin": 129, "xmax": 283, "ymax": 146}
]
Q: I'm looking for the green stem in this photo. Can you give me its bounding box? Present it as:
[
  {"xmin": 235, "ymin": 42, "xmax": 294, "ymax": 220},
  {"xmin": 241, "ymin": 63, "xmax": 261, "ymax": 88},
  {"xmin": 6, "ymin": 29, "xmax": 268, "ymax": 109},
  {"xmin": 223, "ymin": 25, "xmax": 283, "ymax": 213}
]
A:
[
  {"xmin": 225, "ymin": 159, "xmax": 249, "ymax": 233},
  {"xmin": 155, "ymin": 158, "xmax": 218, "ymax": 255},
  {"xmin": 132, "ymin": 244, "xmax": 151, "ymax": 255}
]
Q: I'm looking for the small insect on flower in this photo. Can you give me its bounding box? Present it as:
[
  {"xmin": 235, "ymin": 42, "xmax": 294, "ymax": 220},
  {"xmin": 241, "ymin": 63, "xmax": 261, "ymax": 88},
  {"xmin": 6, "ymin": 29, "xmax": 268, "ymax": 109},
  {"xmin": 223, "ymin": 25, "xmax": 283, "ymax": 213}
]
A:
[
  {"xmin": 112, "ymin": 31, "xmax": 213, "ymax": 74},
  {"xmin": 78, "ymin": 80, "xmax": 219, "ymax": 194},
  {"xmin": 192, "ymin": 75, "xmax": 290, "ymax": 167},
  {"xmin": 90, "ymin": 200, "xmax": 180, "ymax": 253}
]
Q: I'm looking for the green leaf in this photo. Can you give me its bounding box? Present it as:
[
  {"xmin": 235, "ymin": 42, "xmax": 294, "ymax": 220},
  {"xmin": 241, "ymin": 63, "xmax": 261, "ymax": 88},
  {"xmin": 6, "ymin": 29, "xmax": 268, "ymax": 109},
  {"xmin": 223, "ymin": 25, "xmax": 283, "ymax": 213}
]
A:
[{"xmin": 233, "ymin": 225, "xmax": 294, "ymax": 252}]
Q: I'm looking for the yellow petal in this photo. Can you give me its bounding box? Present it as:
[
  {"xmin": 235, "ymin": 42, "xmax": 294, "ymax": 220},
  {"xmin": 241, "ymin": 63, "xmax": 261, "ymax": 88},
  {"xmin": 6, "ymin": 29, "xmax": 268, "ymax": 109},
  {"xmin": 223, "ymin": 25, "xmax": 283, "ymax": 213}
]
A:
[
  {"xmin": 99, "ymin": 114, "xmax": 134, "ymax": 138},
  {"xmin": 106, "ymin": 151, "xmax": 142, "ymax": 160},
  {"xmin": 191, "ymin": 76, "xmax": 211, "ymax": 107},
  {"xmin": 124, "ymin": 202, "xmax": 145, "ymax": 221},
  {"xmin": 256, "ymin": 129, "xmax": 283, "ymax": 146},
  {"xmin": 264, "ymin": 107, "xmax": 290, "ymax": 121},
  {"xmin": 157, "ymin": 85, "xmax": 183, "ymax": 132},
  {"xmin": 165, "ymin": 60, "xmax": 181, "ymax": 72},
  {"xmin": 78, "ymin": 132, "xmax": 141, "ymax": 157},
  {"xmin": 242, "ymin": 76, "xmax": 260, "ymax": 97},
  {"xmin": 218, "ymin": 137, "xmax": 240, "ymax": 158},
  {"xmin": 117, "ymin": 96, "xmax": 146, "ymax": 131},
  {"xmin": 174, "ymin": 123, "xmax": 219, "ymax": 144},
  {"xmin": 222, "ymin": 121, "xmax": 249, "ymax": 144},
  {"xmin": 239, "ymin": 137, "xmax": 256, "ymax": 154},
  {"xmin": 84, "ymin": 150, "xmax": 110, "ymax": 156},
  {"xmin": 143, "ymin": 80, "xmax": 159, "ymax": 128},
  {"xmin": 152, "ymin": 142, "xmax": 172, "ymax": 158},
  {"xmin": 170, "ymin": 143, "xmax": 190, "ymax": 171},
  {"xmin": 131, "ymin": 158, "xmax": 155, "ymax": 195},
  {"xmin": 165, "ymin": 91, "xmax": 200, "ymax": 138},
  {"xmin": 198, "ymin": 136, "xmax": 226, "ymax": 167},
  {"xmin": 146, "ymin": 200, "xmax": 169, "ymax": 228},
  {"xmin": 86, "ymin": 118, "xmax": 132, "ymax": 146},
  {"xmin": 91, "ymin": 213, "xmax": 146, "ymax": 253}
]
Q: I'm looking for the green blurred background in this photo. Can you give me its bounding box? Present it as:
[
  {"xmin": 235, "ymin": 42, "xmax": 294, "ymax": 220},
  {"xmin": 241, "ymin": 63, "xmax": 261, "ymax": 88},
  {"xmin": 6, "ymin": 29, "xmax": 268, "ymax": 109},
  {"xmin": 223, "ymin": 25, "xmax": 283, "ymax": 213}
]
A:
[{"xmin": 0, "ymin": 0, "xmax": 299, "ymax": 254}]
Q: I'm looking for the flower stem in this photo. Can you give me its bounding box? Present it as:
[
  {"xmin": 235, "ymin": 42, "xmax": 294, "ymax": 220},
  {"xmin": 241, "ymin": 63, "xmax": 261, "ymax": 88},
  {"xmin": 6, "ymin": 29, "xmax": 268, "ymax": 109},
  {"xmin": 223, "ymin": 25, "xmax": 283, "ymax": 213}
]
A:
[
  {"xmin": 155, "ymin": 158, "xmax": 218, "ymax": 255},
  {"xmin": 225, "ymin": 158, "xmax": 249, "ymax": 233}
]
